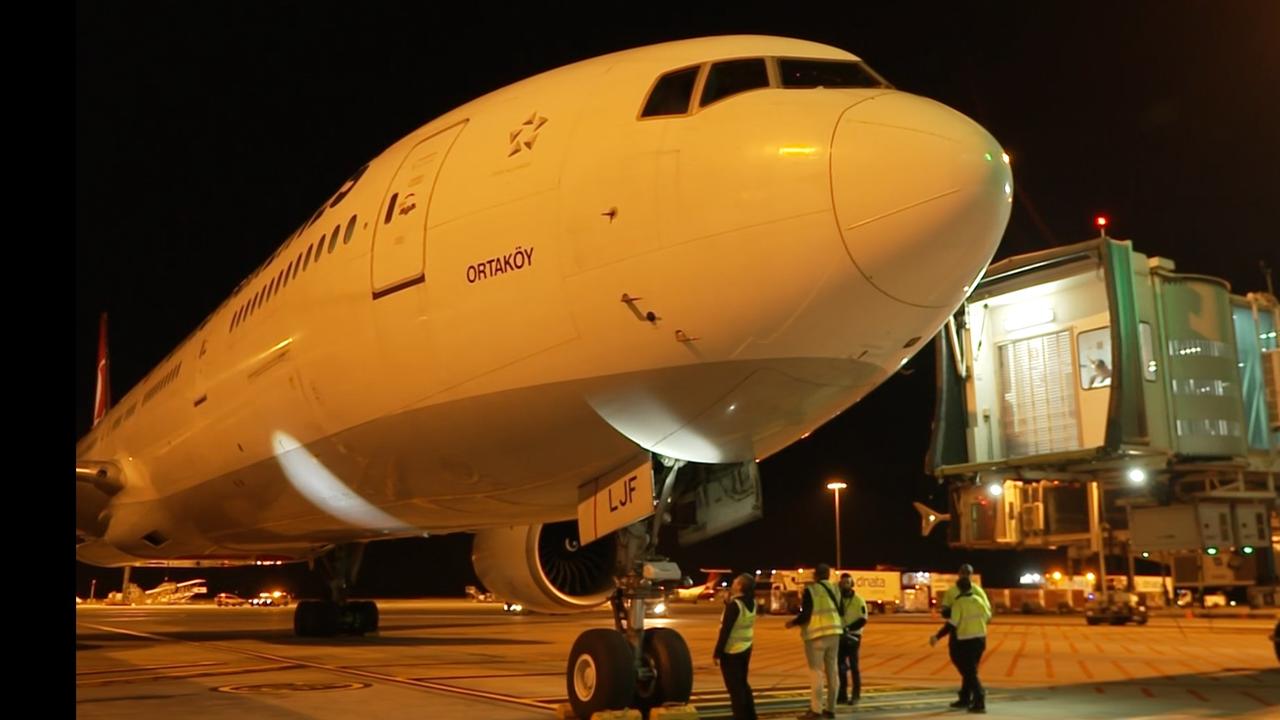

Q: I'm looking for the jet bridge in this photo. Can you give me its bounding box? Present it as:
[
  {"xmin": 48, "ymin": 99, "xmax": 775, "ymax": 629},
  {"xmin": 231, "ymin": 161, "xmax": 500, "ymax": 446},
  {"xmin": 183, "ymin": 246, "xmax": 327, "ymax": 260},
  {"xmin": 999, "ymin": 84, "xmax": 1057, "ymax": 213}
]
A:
[{"xmin": 925, "ymin": 233, "xmax": 1279, "ymax": 601}]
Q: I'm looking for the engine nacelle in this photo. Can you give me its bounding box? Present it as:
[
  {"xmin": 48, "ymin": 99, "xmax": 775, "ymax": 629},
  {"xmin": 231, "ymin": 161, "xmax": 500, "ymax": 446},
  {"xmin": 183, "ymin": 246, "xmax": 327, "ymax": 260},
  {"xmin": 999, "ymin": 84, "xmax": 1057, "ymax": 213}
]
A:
[{"xmin": 471, "ymin": 521, "xmax": 617, "ymax": 614}]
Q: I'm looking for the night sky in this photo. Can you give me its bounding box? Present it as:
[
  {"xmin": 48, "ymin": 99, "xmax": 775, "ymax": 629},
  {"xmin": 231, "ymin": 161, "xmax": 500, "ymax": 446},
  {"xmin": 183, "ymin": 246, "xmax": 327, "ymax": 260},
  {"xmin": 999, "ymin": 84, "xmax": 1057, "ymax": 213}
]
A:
[{"xmin": 75, "ymin": 3, "xmax": 1280, "ymax": 599}]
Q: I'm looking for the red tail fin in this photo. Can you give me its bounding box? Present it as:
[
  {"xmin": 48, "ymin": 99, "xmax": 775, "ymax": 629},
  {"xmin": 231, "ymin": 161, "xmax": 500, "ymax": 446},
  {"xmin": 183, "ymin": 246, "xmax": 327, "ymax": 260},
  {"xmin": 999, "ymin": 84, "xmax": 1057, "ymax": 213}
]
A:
[{"xmin": 93, "ymin": 312, "xmax": 111, "ymax": 426}]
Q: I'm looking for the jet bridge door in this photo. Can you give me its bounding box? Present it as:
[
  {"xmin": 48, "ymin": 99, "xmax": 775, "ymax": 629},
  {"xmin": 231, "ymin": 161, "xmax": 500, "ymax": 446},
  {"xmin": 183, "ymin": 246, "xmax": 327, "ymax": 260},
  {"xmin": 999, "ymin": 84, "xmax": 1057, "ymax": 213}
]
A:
[{"xmin": 371, "ymin": 122, "xmax": 467, "ymax": 298}]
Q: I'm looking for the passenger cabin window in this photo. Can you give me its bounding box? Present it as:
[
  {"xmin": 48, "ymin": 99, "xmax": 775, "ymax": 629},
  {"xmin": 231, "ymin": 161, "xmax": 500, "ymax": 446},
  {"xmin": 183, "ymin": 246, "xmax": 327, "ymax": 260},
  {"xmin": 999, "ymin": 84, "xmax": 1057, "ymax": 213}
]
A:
[
  {"xmin": 384, "ymin": 193, "xmax": 398, "ymax": 224},
  {"xmin": 700, "ymin": 58, "xmax": 769, "ymax": 107},
  {"xmin": 641, "ymin": 66, "xmax": 700, "ymax": 117},
  {"xmin": 777, "ymin": 59, "xmax": 889, "ymax": 89}
]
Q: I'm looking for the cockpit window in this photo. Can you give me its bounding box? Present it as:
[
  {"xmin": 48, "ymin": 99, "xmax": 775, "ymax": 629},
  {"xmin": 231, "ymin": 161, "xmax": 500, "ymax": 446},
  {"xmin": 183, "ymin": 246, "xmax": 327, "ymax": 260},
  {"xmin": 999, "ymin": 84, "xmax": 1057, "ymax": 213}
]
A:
[
  {"xmin": 777, "ymin": 59, "xmax": 890, "ymax": 89},
  {"xmin": 700, "ymin": 58, "xmax": 770, "ymax": 107},
  {"xmin": 641, "ymin": 66, "xmax": 700, "ymax": 117}
]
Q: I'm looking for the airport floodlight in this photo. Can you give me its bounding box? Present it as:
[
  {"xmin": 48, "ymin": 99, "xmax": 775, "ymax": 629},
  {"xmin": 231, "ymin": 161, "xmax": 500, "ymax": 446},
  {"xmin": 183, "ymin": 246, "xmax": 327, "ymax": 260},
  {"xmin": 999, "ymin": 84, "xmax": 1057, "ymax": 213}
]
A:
[
  {"xmin": 826, "ymin": 481, "xmax": 847, "ymax": 567},
  {"xmin": 1127, "ymin": 468, "xmax": 1146, "ymax": 485}
]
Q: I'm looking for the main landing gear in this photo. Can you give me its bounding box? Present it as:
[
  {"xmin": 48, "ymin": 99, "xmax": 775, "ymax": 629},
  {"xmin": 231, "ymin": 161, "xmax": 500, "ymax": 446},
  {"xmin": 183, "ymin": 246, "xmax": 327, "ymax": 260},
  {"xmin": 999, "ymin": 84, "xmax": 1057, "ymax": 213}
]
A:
[
  {"xmin": 293, "ymin": 543, "xmax": 379, "ymax": 637},
  {"xmin": 566, "ymin": 460, "xmax": 694, "ymax": 719}
]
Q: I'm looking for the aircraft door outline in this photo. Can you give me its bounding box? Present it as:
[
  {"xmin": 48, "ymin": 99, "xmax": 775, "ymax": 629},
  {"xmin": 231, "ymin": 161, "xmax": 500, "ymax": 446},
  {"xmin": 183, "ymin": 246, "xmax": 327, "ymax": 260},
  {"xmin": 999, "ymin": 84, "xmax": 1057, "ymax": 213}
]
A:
[{"xmin": 371, "ymin": 121, "xmax": 468, "ymax": 298}]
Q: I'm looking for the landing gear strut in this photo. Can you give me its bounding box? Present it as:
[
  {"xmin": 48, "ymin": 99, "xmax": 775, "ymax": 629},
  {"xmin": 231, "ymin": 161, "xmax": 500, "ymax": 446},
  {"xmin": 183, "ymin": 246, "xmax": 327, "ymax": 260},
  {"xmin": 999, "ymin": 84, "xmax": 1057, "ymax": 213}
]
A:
[
  {"xmin": 294, "ymin": 543, "xmax": 379, "ymax": 637},
  {"xmin": 565, "ymin": 459, "xmax": 693, "ymax": 719}
]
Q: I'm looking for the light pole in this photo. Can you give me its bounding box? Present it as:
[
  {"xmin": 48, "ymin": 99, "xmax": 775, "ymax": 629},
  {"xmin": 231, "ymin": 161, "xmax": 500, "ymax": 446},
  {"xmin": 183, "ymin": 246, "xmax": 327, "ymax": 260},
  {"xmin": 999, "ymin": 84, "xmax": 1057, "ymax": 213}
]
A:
[{"xmin": 827, "ymin": 481, "xmax": 848, "ymax": 569}]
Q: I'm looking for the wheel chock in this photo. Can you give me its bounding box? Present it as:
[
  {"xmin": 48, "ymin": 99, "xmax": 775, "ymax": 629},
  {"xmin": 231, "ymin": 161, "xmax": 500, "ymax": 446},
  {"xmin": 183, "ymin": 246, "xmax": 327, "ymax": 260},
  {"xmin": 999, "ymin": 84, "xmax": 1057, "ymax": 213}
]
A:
[
  {"xmin": 589, "ymin": 711, "xmax": 641, "ymax": 720},
  {"xmin": 649, "ymin": 704, "xmax": 699, "ymax": 719}
]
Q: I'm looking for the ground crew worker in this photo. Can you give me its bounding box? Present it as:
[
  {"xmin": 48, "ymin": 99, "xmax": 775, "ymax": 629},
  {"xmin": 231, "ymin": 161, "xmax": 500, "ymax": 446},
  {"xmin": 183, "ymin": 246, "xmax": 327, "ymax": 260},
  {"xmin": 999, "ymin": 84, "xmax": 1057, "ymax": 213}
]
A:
[
  {"xmin": 938, "ymin": 563, "xmax": 990, "ymax": 708},
  {"xmin": 785, "ymin": 563, "xmax": 843, "ymax": 719},
  {"xmin": 940, "ymin": 563, "xmax": 990, "ymax": 616},
  {"xmin": 714, "ymin": 573, "xmax": 758, "ymax": 720},
  {"xmin": 836, "ymin": 573, "xmax": 868, "ymax": 704},
  {"xmin": 930, "ymin": 576, "xmax": 992, "ymax": 713}
]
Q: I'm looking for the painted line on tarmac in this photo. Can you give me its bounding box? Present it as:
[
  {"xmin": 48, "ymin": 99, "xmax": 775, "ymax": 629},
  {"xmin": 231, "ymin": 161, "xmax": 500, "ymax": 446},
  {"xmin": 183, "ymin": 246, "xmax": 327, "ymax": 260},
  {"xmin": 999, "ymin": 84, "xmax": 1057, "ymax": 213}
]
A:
[
  {"xmin": 78, "ymin": 664, "xmax": 299, "ymax": 686},
  {"xmin": 77, "ymin": 661, "xmax": 224, "ymax": 676},
  {"xmin": 79, "ymin": 622, "xmax": 555, "ymax": 712}
]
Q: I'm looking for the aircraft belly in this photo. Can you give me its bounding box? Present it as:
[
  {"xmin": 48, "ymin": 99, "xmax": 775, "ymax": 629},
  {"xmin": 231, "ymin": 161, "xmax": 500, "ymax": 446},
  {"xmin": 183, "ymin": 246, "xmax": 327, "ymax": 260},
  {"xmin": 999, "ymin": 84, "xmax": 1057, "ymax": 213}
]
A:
[{"xmin": 121, "ymin": 356, "xmax": 879, "ymax": 551}]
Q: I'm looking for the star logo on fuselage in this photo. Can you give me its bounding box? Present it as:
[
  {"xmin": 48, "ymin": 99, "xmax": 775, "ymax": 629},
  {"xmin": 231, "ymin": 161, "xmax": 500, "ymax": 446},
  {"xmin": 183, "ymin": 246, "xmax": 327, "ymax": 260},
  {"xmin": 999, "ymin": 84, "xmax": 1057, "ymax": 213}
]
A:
[{"xmin": 508, "ymin": 112, "xmax": 548, "ymax": 157}]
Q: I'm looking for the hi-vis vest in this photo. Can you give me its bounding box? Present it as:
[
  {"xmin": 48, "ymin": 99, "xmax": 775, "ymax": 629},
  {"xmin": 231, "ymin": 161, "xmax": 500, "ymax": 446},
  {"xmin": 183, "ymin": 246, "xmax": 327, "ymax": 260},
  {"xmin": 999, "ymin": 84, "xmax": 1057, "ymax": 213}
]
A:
[
  {"xmin": 841, "ymin": 592, "xmax": 868, "ymax": 637},
  {"xmin": 950, "ymin": 592, "xmax": 991, "ymax": 640},
  {"xmin": 942, "ymin": 583, "xmax": 990, "ymax": 615},
  {"xmin": 804, "ymin": 580, "xmax": 844, "ymax": 641},
  {"xmin": 725, "ymin": 598, "xmax": 756, "ymax": 653}
]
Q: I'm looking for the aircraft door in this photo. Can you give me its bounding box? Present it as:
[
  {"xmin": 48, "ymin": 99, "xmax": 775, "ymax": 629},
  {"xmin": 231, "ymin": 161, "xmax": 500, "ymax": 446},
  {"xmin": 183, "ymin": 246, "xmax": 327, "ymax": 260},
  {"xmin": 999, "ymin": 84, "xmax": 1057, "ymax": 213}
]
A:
[{"xmin": 371, "ymin": 121, "xmax": 467, "ymax": 298}]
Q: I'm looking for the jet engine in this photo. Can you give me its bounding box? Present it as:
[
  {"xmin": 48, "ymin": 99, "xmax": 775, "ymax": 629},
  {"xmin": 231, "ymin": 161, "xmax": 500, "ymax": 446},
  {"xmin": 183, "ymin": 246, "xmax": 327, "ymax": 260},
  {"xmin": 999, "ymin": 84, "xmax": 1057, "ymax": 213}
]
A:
[{"xmin": 471, "ymin": 521, "xmax": 617, "ymax": 613}]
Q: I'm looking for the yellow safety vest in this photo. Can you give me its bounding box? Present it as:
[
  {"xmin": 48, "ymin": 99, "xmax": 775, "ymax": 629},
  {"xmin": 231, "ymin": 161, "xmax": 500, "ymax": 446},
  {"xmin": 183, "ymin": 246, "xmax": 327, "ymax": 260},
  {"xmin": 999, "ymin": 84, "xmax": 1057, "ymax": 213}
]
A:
[
  {"xmin": 841, "ymin": 592, "xmax": 868, "ymax": 637},
  {"xmin": 950, "ymin": 593, "xmax": 991, "ymax": 640},
  {"xmin": 804, "ymin": 580, "xmax": 844, "ymax": 641},
  {"xmin": 942, "ymin": 583, "xmax": 990, "ymax": 614},
  {"xmin": 725, "ymin": 598, "xmax": 756, "ymax": 653}
]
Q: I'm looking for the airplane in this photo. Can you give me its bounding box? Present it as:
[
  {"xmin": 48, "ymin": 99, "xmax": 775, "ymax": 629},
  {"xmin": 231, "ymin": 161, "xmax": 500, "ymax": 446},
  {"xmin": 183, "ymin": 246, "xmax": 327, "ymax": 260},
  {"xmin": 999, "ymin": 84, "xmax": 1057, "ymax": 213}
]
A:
[
  {"xmin": 76, "ymin": 35, "xmax": 1012, "ymax": 718},
  {"xmin": 104, "ymin": 578, "xmax": 208, "ymax": 605},
  {"xmin": 668, "ymin": 568, "xmax": 732, "ymax": 603}
]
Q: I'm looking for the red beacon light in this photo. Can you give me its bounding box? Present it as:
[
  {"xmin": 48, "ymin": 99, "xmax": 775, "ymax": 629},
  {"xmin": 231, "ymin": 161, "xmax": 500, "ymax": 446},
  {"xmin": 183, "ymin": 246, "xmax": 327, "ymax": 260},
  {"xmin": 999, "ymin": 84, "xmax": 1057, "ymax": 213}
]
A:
[{"xmin": 1095, "ymin": 215, "xmax": 1109, "ymax": 238}]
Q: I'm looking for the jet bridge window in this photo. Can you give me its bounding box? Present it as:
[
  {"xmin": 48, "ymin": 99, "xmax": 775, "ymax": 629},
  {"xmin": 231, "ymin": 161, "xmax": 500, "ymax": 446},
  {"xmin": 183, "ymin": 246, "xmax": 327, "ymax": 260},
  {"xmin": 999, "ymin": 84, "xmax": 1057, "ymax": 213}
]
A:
[
  {"xmin": 700, "ymin": 58, "xmax": 769, "ymax": 107},
  {"xmin": 641, "ymin": 66, "xmax": 700, "ymax": 118},
  {"xmin": 1078, "ymin": 326, "xmax": 1113, "ymax": 390},
  {"xmin": 777, "ymin": 58, "xmax": 890, "ymax": 89}
]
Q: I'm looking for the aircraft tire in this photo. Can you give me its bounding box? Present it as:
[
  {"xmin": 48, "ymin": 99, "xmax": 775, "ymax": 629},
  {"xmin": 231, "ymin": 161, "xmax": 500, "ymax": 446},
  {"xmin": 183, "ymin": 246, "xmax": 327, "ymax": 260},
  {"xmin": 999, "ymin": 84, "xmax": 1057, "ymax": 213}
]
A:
[
  {"xmin": 350, "ymin": 600, "xmax": 379, "ymax": 634},
  {"xmin": 566, "ymin": 629, "xmax": 635, "ymax": 720},
  {"xmin": 294, "ymin": 599, "xmax": 340, "ymax": 637},
  {"xmin": 634, "ymin": 627, "xmax": 693, "ymax": 710}
]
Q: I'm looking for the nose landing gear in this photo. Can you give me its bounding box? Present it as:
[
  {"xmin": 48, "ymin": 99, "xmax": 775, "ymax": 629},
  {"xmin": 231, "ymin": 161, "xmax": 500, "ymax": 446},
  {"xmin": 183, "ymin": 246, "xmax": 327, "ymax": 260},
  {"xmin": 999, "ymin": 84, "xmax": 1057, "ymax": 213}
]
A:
[{"xmin": 565, "ymin": 460, "xmax": 694, "ymax": 719}]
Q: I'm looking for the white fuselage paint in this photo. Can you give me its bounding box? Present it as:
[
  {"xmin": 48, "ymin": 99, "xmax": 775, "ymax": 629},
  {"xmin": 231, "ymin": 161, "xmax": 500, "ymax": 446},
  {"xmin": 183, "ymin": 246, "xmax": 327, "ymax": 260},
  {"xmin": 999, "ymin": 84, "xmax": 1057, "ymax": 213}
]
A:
[{"xmin": 76, "ymin": 36, "xmax": 1012, "ymax": 567}]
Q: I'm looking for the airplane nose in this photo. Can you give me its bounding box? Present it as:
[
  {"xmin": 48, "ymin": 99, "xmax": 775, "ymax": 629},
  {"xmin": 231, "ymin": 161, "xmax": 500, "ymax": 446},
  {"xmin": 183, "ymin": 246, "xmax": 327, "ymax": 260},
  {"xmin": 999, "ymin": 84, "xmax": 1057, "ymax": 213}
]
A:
[{"xmin": 831, "ymin": 93, "xmax": 1012, "ymax": 308}]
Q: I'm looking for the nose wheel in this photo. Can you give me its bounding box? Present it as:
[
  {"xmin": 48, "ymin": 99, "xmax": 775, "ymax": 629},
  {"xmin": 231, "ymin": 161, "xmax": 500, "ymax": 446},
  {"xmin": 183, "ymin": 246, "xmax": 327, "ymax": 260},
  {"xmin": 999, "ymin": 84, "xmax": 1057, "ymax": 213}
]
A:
[
  {"xmin": 566, "ymin": 619, "xmax": 692, "ymax": 719},
  {"xmin": 567, "ymin": 629, "xmax": 636, "ymax": 717},
  {"xmin": 634, "ymin": 627, "xmax": 693, "ymax": 710}
]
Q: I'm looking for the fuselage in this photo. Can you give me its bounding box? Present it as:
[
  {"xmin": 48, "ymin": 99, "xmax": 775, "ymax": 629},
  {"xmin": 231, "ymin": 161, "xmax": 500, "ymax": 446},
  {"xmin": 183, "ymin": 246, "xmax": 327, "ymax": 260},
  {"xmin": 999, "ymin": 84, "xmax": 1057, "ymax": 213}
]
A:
[{"xmin": 76, "ymin": 35, "xmax": 1012, "ymax": 566}]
